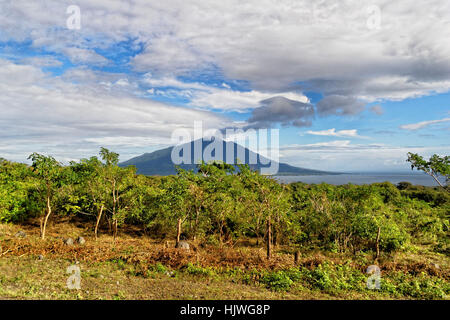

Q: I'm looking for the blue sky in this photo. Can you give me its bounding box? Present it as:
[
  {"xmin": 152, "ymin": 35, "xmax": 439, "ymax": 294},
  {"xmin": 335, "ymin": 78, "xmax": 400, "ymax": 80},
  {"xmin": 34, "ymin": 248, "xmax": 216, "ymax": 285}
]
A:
[{"xmin": 0, "ymin": 1, "xmax": 449, "ymax": 172}]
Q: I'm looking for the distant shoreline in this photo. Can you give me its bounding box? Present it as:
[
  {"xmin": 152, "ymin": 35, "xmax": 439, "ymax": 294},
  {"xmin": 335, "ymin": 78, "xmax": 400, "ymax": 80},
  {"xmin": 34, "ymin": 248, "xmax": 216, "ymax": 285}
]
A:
[{"xmin": 274, "ymin": 172, "xmax": 440, "ymax": 186}]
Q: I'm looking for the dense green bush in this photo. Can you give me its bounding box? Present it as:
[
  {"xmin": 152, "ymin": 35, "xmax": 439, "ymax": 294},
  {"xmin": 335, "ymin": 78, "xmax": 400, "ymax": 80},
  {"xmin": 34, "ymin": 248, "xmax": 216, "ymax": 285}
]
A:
[
  {"xmin": 381, "ymin": 272, "xmax": 450, "ymax": 299},
  {"xmin": 290, "ymin": 181, "xmax": 447, "ymax": 253},
  {"xmin": 0, "ymin": 150, "xmax": 448, "ymax": 256},
  {"xmin": 0, "ymin": 160, "xmax": 37, "ymax": 222},
  {"xmin": 250, "ymin": 263, "xmax": 449, "ymax": 299},
  {"xmin": 260, "ymin": 271, "xmax": 294, "ymax": 291}
]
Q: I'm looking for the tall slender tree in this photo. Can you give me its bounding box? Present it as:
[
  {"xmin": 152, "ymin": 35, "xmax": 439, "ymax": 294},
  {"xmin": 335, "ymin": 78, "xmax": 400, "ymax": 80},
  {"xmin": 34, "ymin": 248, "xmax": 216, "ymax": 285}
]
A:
[
  {"xmin": 407, "ymin": 153, "xmax": 449, "ymax": 189},
  {"xmin": 28, "ymin": 153, "xmax": 64, "ymax": 239}
]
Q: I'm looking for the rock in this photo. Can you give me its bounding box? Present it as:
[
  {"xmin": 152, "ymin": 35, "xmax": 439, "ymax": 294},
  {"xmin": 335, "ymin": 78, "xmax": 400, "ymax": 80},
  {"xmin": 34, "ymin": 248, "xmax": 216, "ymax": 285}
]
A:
[
  {"xmin": 175, "ymin": 240, "xmax": 190, "ymax": 250},
  {"xmin": 37, "ymin": 254, "xmax": 44, "ymax": 261},
  {"xmin": 15, "ymin": 231, "xmax": 27, "ymax": 238},
  {"xmin": 76, "ymin": 236, "xmax": 86, "ymax": 245},
  {"xmin": 64, "ymin": 238, "xmax": 74, "ymax": 245},
  {"xmin": 433, "ymin": 263, "xmax": 440, "ymax": 270}
]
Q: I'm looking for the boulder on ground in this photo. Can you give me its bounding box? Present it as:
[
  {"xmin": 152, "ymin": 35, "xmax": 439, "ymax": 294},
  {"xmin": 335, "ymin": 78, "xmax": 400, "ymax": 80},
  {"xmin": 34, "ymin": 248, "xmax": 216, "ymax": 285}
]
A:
[
  {"xmin": 175, "ymin": 240, "xmax": 190, "ymax": 250},
  {"xmin": 64, "ymin": 238, "xmax": 74, "ymax": 245},
  {"xmin": 76, "ymin": 236, "xmax": 86, "ymax": 245},
  {"xmin": 15, "ymin": 231, "xmax": 27, "ymax": 238}
]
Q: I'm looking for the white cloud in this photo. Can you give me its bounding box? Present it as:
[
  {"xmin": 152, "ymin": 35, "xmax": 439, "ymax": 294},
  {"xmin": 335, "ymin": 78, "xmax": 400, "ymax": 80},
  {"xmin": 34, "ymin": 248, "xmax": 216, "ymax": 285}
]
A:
[
  {"xmin": 1, "ymin": 0, "xmax": 450, "ymax": 108},
  {"xmin": 61, "ymin": 47, "xmax": 110, "ymax": 65},
  {"xmin": 191, "ymin": 89, "xmax": 307, "ymax": 112},
  {"xmin": 0, "ymin": 59, "xmax": 232, "ymax": 162},
  {"xmin": 400, "ymin": 118, "xmax": 450, "ymax": 130},
  {"xmin": 370, "ymin": 105, "xmax": 384, "ymax": 115},
  {"xmin": 142, "ymin": 75, "xmax": 309, "ymax": 112},
  {"xmin": 132, "ymin": 36, "xmax": 207, "ymax": 75},
  {"xmin": 19, "ymin": 56, "xmax": 63, "ymax": 68},
  {"xmin": 279, "ymin": 141, "xmax": 450, "ymax": 171},
  {"xmin": 305, "ymin": 128, "xmax": 367, "ymax": 138},
  {"xmin": 1, "ymin": 0, "xmax": 450, "ymax": 169}
]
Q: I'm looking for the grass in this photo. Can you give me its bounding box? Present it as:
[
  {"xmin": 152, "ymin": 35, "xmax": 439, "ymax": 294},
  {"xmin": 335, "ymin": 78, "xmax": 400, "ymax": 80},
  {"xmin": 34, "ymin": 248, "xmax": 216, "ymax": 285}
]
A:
[{"xmin": 0, "ymin": 221, "xmax": 448, "ymax": 300}]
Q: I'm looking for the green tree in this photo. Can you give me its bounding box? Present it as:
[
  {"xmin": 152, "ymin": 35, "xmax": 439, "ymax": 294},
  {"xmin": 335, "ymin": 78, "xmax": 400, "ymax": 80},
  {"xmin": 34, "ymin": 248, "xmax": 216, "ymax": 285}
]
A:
[
  {"xmin": 126, "ymin": 174, "xmax": 163, "ymax": 232},
  {"xmin": 199, "ymin": 162, "xmax": 236, "ymax": 244},
  {"xmin": 237, "ymin": 164, "xmax": 290, "ymax": 259},
  {"xmin": 407, "ymin": 153, "xmax": 449, "ymax": 189},
  {"xmin": 155, "ymin": 171, "xmax": 191, "ymax": 246},
  {"xmin": 28, "ymin": 153, "xmax": 64, "ymax": 239},
  {"xmin": 0, "ymin": 159, "xmax": 34, "ymax": 222},
  {"xmin": 99, "ymin": 148, "xmax": 137, "ymax": 239},
  {"xmin": 69, "ymin": 156, "xmax": 106, "ymax": 238}
]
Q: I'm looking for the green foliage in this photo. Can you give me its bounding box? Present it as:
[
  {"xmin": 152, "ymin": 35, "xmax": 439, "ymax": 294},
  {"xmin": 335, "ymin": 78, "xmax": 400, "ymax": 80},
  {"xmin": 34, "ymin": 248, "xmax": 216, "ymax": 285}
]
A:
[
  {"xmin": 260, "ymin": 271, "xmax": 294, "ymax": 291},
  {"xmin": 381, "ymin": 272, "xmax": 449, "ymax": 299},
  {"xmin": 288, "ymin": 181, "xmax": 447, "ymax": 253},
  {"xmin": 0, "ymin": 160, "xmax": 35, "ymax": 222},
  {"xmin": 300, "ymin": 263, "xmax": 366, "ymax": 293},
  {"xmin": 148, "ymin": 263, "xmax": 169, "ymax": 274},
  {"xmin": 184, "ymin": 263, "xmax": 216, "ymax": 277},
  {"xmin": 407, "ymin": 152, "xmax": 449, "ymax": 188},
  {"xmin": 0, "ymin": 149, "xmax": 448, "ymax": 257},
  {"xmin": 239, "ymin": 262, "xmax": 449, "ymax": 299},
  {"xmin": 1, "ymin": 149, "xmax": 448, "ymax": 300},
  {"xmin": 110, "ymin": 258, "xmax": 127, "ymax": 270},
  {"xmin": 249, "ymin": 263, "xmax": 367, "ymax": 294}
]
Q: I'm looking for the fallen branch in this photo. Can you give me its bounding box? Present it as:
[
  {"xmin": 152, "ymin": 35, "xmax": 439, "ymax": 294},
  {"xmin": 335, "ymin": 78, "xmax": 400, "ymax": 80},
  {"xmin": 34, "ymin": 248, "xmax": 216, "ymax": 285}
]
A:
[{"xmin": 0, "ymin": 249, "xmax": 11, "ymax": 257}]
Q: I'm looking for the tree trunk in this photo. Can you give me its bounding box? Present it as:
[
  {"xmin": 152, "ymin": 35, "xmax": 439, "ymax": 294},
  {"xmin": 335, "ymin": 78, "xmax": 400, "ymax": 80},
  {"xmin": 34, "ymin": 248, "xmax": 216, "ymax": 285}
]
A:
[
  {"xmin": 193, "ymin": 208, "xmax": 200, "ymax": 241},
  {"xmin": 294, "ymin": 250, "xmax": 300, "ymax": 265},
  {"xmin": 112, "ymin": 179, "xmax": 117, "ymax": 240},
  {"xmin": 273, "ymin": 214, "xmax": 280, "ymax": 247},
  {"xmin": 41, "ymin": 196, "xmax": 52, "ymax": 240},
  {"xmin": 273, "ymin": 228, "xmax": 277, "ymax": 248},
  {"xmin": 176, "ymin": 218, "xmax": 182, "ymax": 247},
  {"xmin": 430, "ymin": 173, "xmax": 445, "ymax": 188},
  {"xmin": 95, "ymin": 205, "xmax": 104, "ymax": 240},
  {"xmin": 219, "ymin": 219, "xmax": 225, "ymax": 246},
  {"xmin": 113, "ymin": 219, "xmax": 118, "ymax": 240},
  {"xmin": 375, "ymin": 226, "xmax": 381, "ymax": 262},
  {"xmin": 266, "ymin": 217, "xmax": 272, "ymax": 260}
]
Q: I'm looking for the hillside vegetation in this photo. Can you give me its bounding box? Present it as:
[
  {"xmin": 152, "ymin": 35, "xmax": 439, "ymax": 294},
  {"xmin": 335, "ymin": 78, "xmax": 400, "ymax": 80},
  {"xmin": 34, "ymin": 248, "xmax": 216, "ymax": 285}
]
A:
[{"xmin": 0, "ymin": 149, "xmax": 448, "ymax": 299}]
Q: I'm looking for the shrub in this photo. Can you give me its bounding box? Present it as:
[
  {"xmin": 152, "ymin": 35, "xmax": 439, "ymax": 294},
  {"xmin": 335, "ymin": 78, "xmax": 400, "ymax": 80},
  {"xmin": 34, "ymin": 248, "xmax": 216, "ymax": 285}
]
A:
[
  {"xmin": 153, "ymin": 263, "xmax": 168, "ymax": 274},
  {"xmin": 300, "ymin": 263, "xmax": 366, "ymax": 293},
  {"xmin": 261, "ymin": 271, "xmax": 294, "ymax": 292},
  {"xmin": 184, "ymin": 263, "xmax": 216, "ymax": 277},
  {"xmin": 385, "ymin": 272, "xmax": 449, "ymax": 299}
]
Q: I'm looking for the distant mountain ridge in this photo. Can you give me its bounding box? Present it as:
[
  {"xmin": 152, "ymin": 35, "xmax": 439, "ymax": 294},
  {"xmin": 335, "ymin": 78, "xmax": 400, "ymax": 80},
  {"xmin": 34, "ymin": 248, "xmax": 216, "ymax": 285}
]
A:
[{"xmin": 120, "ymin": 139, "xmax": 337, "ymax": 176}]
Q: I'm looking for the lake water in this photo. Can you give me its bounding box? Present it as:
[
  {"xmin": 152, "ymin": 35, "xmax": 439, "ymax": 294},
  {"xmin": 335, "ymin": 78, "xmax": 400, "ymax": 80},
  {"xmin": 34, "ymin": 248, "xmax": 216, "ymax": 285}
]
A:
[{"xmin": 275, "ymin": 173, "xmax": 440, "ymax": 186}]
